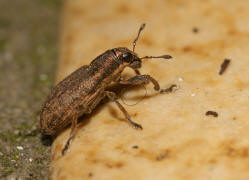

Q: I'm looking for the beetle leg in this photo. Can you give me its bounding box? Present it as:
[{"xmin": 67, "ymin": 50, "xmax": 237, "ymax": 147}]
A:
[
  {"xmin": 134, "ymin": 69, "xmax": 140, "ymax": 75},
  {"xmin": 117, "ymin": 74, "xmax": 159, "ymax": 90},
  {"xmin": 104, "ymin": 91, "xmax": 143, "ymax": 130},
  {"xmin": 117, "ymin": 69, "xmax": 140, "ymax": 83},
  {"xmin": 117, "ymin": 74, "xmax": 176, "ymax": 93},
  {"xmin": 62, "ymin": 116, "xmax": 78, "ymax": 155}
]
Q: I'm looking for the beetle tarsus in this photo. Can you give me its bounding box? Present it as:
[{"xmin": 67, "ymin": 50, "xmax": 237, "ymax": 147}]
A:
[
  {"xmin": 129, "ymin": 120, "xmax": 143, "ymax": 130},
  {"xmin": 160, "ymin": 84, "xmax": 177, "ymax": 93}
]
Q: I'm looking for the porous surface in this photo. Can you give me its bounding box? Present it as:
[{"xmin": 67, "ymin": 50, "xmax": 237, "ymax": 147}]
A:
[{"xmin": 52, "ymin": 0, "xmax": 249, "ymax": 179}]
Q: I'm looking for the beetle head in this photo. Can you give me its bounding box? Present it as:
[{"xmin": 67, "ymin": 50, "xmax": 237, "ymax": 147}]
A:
[{"xmin": 112, "ymin": 47, "xmax": 142, "ymax": 69}]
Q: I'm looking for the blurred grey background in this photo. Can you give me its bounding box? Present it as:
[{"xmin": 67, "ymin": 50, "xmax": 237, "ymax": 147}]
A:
[{"xmin": 0, "ymin": 0, "xmax": 62, "ymax": 179}]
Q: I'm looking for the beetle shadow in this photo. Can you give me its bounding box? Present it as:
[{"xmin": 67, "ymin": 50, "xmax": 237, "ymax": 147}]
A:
[
  {"xmin": 77, "ymin": 101, "xmax": 106, "ymax": 129},
  {"xmin": 41, "ymin": 134, "xmax": 54, "ymax": 146}
]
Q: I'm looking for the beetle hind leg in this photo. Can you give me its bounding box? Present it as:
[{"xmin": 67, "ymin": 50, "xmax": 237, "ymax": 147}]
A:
[
  {"xmin": 104, "ymin": 91, "xmax": 143, "ymax": 130},
  {"xmin": 62, "ymin": 116, "xmax": 78, "ymax": 155}
]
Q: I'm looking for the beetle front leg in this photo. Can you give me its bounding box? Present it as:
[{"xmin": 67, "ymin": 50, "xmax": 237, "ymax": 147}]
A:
[
  {"xmin": 117, "ymin": 75, "xmax": 159, "ymax": 89},
  {"xmin": 117, "ymin": 74, "xmax": 176, "ymax": 93},
  {"xmin": 134, "ymin": 69, "xmax": 140, "ymax": 75},
  {"xmin": 104, "ymin": 91, "xmax": 143, "ymax": 130},
  {"xmin": 62, "ymin": 116, "xmax": 78, "ymax": 155}
]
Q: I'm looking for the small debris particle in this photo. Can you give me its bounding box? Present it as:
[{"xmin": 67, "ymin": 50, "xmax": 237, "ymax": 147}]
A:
[
  {"xmin": 14, "ymin": 130, "xmax": 20, "ymax": 135},
  {"xmin": 39, "ymin": 73, "xmax": 48, "ymax": 81},
  {"xmin": 160, "ymin": 84, "xmax": 177, "ymax": 93},
  {"xmin": 132, "ymin": 145, "xmax": 139, "ymax": 149},
  {"xmin": 16, "ymin": 146, "xmax": 24, "ymax": 150},
  {"xmin": 178, "ymin": 77, "xmax": 183, "ymax": 82},
  {"xmin": 219, "ymin": 59, "xmax": 231, "ymax": 75},
  {"xmin": 29, "ymin": 158, "xmax": 33, "ymax": 162},
  {"xmin": 192, "ymin": 27, "xmax": 199, "ymax": 33},
  {"xmin": 156, "ymin": 150, "xmax": 169, "ymax": 161},
  {"xmin": 88, "ymin": 173, "xmax": 93, "ymax": 177},
  {"xmin": 5, "ymin": 52, "xmax": 13, "ymax": 60},
  {"xmin": 6, "ymin": 174, "xmax": 18, "ymax": 180},
  {"xmin": 205, "ymin": 111, "xmax": 218, "ymax": 117},
  {"xmin": 191, "ymin": 93, "xmax": 195, "ymax": 97}
]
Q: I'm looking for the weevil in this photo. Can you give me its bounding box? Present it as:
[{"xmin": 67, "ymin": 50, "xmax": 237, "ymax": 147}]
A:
[{"xmin": 40, "ymin": 23, "xmax": 173, "ymax": 155}]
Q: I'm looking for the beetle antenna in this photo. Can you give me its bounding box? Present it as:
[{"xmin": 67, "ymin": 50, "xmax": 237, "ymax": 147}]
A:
[
  {"xmin": 141, "ymin": 55, "xmax": 173, "ymax": 60},
  {"xmin": 133, "ymin": 23, "xmax": 146, "ymax": 52}
]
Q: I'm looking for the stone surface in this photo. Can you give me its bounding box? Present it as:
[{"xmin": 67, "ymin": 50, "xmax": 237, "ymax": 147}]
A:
[{"xmin": 51, "ymin": 0, "xmax": 249, "ymax": 179}]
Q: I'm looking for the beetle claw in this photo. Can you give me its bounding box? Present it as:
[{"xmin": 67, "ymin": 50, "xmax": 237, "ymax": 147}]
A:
[{"xmin": 130, "ymin": 121, "xmax": 143, "ymax": 130}]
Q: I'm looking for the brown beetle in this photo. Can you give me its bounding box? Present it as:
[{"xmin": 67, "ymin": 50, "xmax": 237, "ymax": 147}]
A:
[{"xmin": 40, "ymin": 24, "xmax": 173, "ymax": 155}]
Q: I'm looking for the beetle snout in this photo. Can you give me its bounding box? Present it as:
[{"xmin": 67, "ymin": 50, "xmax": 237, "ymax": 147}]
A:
[{"xmin": 129, "ymin": 57, "xmax": 142, "ymax": 69}]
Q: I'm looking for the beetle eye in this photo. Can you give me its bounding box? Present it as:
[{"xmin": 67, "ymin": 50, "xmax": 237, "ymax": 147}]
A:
[{"xmin": 122, "ymin": 52, "xmax": 132, "ymax": 62}]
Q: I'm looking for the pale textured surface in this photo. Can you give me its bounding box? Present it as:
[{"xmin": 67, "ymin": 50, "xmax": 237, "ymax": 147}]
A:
[{"xmin": 51, "ymin": 0, "xmax": 249, "ymax": 179}]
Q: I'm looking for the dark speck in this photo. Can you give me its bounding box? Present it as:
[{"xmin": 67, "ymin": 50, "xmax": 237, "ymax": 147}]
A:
[
  {"xmin": 88, "ymin": 172, "xmax": 93, "ymax": 177},
  {"xmin": 132, "ymin": 145, "xmax": 139, "ymax": 149},
  {"xmin": 205, "ymin": 111, "xmax": 218, "ymax": 117},
  {"xmin": 219, "ymin": 59, "xmax": 231, "ymax": 75},
  {"xmin": 192, "ymin": 27, "xmax": 199, "ymax": 33}
]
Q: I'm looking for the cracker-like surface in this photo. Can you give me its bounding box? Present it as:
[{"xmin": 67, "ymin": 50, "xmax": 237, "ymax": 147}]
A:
[{"xmin": 51, "ymin": 0, "xmax": 249, "ymax": 179}]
